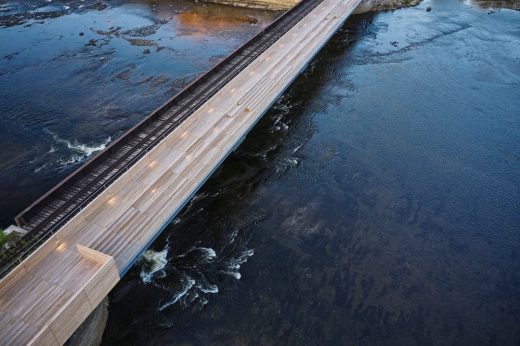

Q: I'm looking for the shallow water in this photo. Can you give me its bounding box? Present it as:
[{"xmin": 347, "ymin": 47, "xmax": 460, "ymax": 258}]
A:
[
  {"xmin": 0, "ymin": 0, "xmax": 277, "ymax": 226},
  {"xmin": 2, "ymin": 0, "xmax": 520, "ymax": 345}
]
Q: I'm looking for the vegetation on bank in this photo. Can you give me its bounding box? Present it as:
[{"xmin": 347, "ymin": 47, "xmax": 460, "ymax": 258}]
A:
[
  {"xmin": 0, "ymin": 229, "xmax": 7, "ymax": 248},
  {"xmin": 0, "ymin": 229, "xmax": 22, "ymax": 250}
]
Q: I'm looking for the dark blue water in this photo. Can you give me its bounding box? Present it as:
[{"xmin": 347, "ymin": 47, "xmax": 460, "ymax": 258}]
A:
[{"xmin": 2, "ymin": 0, "xmax": 520, "ymax": 344}]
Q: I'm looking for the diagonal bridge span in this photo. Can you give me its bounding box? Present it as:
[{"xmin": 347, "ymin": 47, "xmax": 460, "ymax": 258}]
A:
[{"xmin": 0, "ymin": 0, "xmax": 362, "ymax": 343}]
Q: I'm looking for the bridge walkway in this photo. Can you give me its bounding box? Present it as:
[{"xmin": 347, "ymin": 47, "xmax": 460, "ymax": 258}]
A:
[{"xmin": 0, "ymin": 0, "xmax": 361, "ymax": 343}]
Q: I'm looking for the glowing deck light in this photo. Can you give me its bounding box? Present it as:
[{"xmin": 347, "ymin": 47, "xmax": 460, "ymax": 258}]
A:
[
  {"xmin": 107, "ymin": 197, "xmax": 117, "ymax": 206},
  {"xmin": 151, "ymin": 188, "xmax": 157, "ymax": 194},
  {"xmin": 230, "ymin": 88, "xmax": 235, "ymax": 93},
  {"xmin": 148, "ymin": 160, "xmax": 158, "ymax": 169},
  {"xmin": 208, "ymin": 107, "xmax": 214, "ymax": 113},
  {"xmin": 56, "ymin": 242, "xmax": 67, "ymax": 252},
  {"xmin": 181, "ymin": 131, "xmax": 188, "ymax": 138}
]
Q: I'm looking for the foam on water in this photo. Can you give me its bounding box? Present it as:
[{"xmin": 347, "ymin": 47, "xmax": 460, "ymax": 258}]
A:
[
  {"xmin": 196, "ymin": 282, "xmax": 219, "ymax": 294},
  {"xmin": 221, "ymin": 249, "xmax": 255, "ymax": 280},
  {"xmin": 139, "ymin": 248, "xmax": 169, "ymax": 284},
  {"xmin": 151, "ymin": 244, "xmax": 255, "ymax": 311},
  {"xmin": 177, "ymin": 247, "xmax": 217, "ymax": 262},
  {"xmin": 34, "ymin": 130, "xmax": 112, "ymax": 172},
  {"xmin": 51, "ymin": 132, "xmax": 111, "ymax": 157},
  {"xmin": 159, "ymin": 277, "xmax": 196, "ymax": 311}
]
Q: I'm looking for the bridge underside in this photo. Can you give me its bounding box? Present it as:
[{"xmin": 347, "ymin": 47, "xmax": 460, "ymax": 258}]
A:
[{"xmin": 0, "ymin": 0, "xmax": 361, "ymax": 343}]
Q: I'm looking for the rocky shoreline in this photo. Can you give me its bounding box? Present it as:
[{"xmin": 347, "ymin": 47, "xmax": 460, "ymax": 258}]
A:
[
  {"xmin": 354, "ymin": 0, "xmax": 422, "ymax": 14},
  {"xmin": 202, "ymin": 0, "xmax": 423, "ymax": 11},
  {"xmin": 203, "ymin": 0, "xmax": 298, "ymax": 10}
]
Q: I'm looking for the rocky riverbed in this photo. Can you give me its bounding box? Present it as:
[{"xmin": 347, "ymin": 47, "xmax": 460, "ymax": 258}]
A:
[
  {"xmin": 202, "ymin": 0, "xmax": 423, "ymax": 11},
  {"xmin": 354, "ymin": 0, "xmax": 422, "ymax": 13}
]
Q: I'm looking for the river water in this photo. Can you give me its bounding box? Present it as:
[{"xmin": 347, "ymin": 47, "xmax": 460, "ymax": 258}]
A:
[{"xmin": 1, "ymin": 0, "xmax": 519, "ymax": 345}]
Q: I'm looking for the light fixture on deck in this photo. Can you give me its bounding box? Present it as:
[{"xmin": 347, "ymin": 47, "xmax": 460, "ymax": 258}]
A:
[
  {"xmin": 230, "ymin": 87, "xmax": 235, "ymax": 93},
  {"xmin": 107, "ymin": 196, "xmax": 117, "ymax": 206},
  {"xmin": 208, "ymin": 107, "xmax": 214, "ymax": 114},
  {"xmin": 148, "ymin": 160, "xmax": 158, "ymax": 169},
  {"xmin": 181, "ymin": 131, "xmax": 189, "ymax": 139},
  {"xmin": 56, "ymin": 242, "xmax": 67, "ymax": 252}
]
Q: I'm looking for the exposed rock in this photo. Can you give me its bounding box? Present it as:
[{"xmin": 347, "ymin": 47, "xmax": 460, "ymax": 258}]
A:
[
  {"xmin": 354, "ymin": 0, "xmax": 422, "ymax": 14},
  {"xmin": 201, "ymin": 0, "xmax": 422, "ymax": 12},
  {"xmin": 67, "ymin": 297, "xmax": 109, "ymax": 346},
  {"xmin": 202, "ymin": 0, "xmax": 299, "ymax": 10}
]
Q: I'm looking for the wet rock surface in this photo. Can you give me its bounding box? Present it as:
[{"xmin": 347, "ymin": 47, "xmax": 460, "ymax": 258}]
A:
[
  {"xmin": 68, "ymin": 297, "xmax": 109, "ymax": 346},
  {"xmin": 355, "ymin": 0, "xmax": 422, "ymax": 14},
  {"xmin": 0, "ymin": 1, "xmax": 109, "ymax": 28},
  {"xmin": 207, "ymin": 0, "xmax": 297, "ymax": 10}
]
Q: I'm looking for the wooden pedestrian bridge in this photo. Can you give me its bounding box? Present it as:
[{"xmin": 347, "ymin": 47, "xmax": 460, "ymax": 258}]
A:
[{"xmin": 0, "ymin": 0, "xmax": 361, "ymax": 343}]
